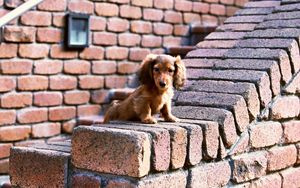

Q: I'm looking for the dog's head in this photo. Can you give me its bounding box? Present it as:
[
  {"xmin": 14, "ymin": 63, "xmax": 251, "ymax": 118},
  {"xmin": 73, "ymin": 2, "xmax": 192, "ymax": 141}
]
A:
[{"xmin": 139, "ymin": 54, "xmax": 186, "ymax": 91}]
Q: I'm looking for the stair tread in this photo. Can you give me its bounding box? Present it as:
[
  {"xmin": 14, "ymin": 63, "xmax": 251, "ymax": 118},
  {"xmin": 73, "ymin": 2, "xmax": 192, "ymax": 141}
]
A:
[
  {"xmin": 191, "ymin": 24, "xmax": 218, "ymax": 34},
  {"xmin": 77, "ymin": 115, "xmax": 105, "ymax": 126}
]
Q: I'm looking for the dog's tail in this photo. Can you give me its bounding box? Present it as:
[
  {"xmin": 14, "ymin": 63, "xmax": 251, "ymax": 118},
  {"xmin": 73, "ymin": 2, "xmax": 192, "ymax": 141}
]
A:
[{"xmin": 103, "ymin": 101, "xmax": 120, "ymax": 123}]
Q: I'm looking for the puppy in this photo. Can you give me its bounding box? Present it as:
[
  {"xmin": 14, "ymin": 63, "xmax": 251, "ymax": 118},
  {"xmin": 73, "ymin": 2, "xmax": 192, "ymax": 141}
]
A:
[{"xmin": 104, "ymin": 54, "xmax": 186, "ymax": 124}]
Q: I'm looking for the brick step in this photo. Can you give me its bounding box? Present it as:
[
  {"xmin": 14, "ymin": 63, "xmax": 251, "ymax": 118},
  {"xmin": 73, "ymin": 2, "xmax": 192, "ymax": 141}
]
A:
[
  {"xmin": 10, "ymin": 141, "xmax": 71, "ymax": 188},
  {"xmin": 190, "ymin": 24, "xmax": 217, "ymax": 46}
]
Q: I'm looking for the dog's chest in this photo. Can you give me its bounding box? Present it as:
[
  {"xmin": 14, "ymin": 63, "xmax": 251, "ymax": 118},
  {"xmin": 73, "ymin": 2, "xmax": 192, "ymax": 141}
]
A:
[{"xmin": 150, "ymin": 94, "xmax": 168, "ymax": 113}]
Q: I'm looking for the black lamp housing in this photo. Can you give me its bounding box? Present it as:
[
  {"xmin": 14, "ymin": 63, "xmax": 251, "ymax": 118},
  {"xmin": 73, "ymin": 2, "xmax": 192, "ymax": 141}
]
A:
[{"xmin": 67, "ymin": 13, "xmax": 90, "ymax": 49}]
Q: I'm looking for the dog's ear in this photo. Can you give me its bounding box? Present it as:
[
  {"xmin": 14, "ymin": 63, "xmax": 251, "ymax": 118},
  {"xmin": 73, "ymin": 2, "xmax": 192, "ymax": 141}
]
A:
[
  {"xmin": 138, "ymin": 54, "xmax": 157, "ymax": 85},
  {"xmin": 173, "ymin": 55, "xmax": 186, "ymax": 89}
]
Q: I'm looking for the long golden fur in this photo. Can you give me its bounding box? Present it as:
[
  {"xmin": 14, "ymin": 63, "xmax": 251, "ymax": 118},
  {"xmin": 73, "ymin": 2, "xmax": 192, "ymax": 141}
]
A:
[{"xmin": 104, "ymin": 54, "xmax": 186, "ymax": 124}]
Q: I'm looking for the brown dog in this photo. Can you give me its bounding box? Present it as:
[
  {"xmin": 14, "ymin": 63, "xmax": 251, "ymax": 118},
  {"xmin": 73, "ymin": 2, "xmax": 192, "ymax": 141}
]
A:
[{"xmin": 104, "ymin": 54, "xmax": 186, "ymax": 124}]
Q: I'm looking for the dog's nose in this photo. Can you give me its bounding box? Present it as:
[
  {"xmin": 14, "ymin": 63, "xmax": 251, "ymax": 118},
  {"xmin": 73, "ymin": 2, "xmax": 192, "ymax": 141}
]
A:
[{"xmin": 159, "ymin": 81, "xmax": 166, "ymax": 88}]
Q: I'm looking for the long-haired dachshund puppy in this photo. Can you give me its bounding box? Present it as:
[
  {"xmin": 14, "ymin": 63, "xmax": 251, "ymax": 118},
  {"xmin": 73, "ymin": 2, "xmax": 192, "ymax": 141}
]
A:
[{"xmin": 104, "ymin": 54, "xmax": 186, "ymax": 124}]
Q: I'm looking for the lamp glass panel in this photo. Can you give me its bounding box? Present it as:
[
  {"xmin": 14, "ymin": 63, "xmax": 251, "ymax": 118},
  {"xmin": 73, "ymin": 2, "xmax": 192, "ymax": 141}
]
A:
[{"xmin": 70, "ymin": 18, "xmax": 87, "ymax": 45}]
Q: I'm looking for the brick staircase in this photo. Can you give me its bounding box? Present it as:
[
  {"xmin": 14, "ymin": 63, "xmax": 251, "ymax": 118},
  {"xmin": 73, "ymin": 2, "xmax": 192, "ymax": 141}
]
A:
[
  {"xmin": 166, "ymin": 24, "xmax": 217, "ymax": 58},
  {"xmin": 7, "ymin": 0, "xmax": 300, "ymax": 187}
]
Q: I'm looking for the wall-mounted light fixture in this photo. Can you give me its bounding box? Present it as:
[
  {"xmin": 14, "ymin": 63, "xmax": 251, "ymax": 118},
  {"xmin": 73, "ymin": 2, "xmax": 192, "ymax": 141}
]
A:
[{"xmin": 67, "ymin": 13, "xmax": 90, "ymax": 49}]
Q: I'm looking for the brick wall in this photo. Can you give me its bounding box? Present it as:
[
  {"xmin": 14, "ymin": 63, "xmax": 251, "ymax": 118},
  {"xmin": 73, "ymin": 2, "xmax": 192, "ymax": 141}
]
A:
[
  {"xmin": 7, "ymin": 0, "xmax": 300, "ymax": 187},
  {"xmin": 0, "ymin": 0, "xmax": 248, "ymax": 176}
]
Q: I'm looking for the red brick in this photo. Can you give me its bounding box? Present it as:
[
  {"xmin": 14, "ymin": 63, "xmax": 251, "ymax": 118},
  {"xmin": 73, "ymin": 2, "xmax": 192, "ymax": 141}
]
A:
[
  {"xmin": 0, "ymin": 126, "xmax": 31, "ymax": 141},
  {"xmin": 108, "ymin": 0, "xmax": 129, "ymax": 3},
  {"xmin": 118, "ymin": 62, "xmax": 140, "ymax": 74},
  {"xmin": 53, "ymin": 13, "xmax": 65, "ymax": 27},
  {"xmin": 1, "ymin": 93, "xmax": 32, "ymax": 108},
  {"xmin": 18, "ymin": 76, "xmax": 48, "ymax": 91},
  {"xmin": 202, "ymin": 15, "xmax": 218, "ymax": 25},
  {"xmin": 62, "ymin": 120, "xmax": 76, "ymax": 134},
  {"xmin": 282, "ymin": 121, "xmax": 300, "ymax": 143},
  {"xmin": 21, "ymin": 11, "xmax": 51, "ymax": 26},
  {"xmin": 232, "ymin": 151, "xmax": 268, "ymax": 183},
  {"xmin": 271, "ymin": 96, "xmax": 300, "ymax": 119},
  {"xmin": 79, "ymin": 46, "xmax": 104, "ymax": 60},
  {"xmin": 268, "ymin": 145, "xmax": 297, "ymax": 172},
  {"xmin": 34, "ymin": 92, "xmax": 63, "ymax": 107},
  {"xmin": 50, "ymin": 75, "xmax": 77, "ymax": 90},
  {"xmin": 0, "ymin": 144, "xmax": 12, "ymax": 159},
  {"xmin": 226, "ymin": 6, "xmax": 239, "ymax": 16},
  {"xmin": 72, "ymin": 174, "xmax": 101, "ymax": 188},
  {"xmin": 18, "ymin": 108, "xmax": 48, "ymax": 124},
  {"xmin": 72, "ymin": 126, "xmax": 151, "ymax": 177},
  {"xmin": 143, "ymin": 8, "xmax": 163, "ymax": 21},
  {"xmin": 34, "ymin": 60, "xmax": 63, "ymax": 75},
  {"xmin": 0, "ymin": 158, "xmax": 9, "ymax": 174},
  {"xmin": 95, "ymin": 3, "xmax": 118, "ymax": 17},
  {"xmin": 153, "ymin": 23, "xmax": 173, "ymax": 36},
  {"xmin": 50, "ymin": 45, "xmax": 78, "ymax": 59},
  {"xmin": 250, "ymin": 173, "xmax": 282, "ymax": 188},
  {"xmin": 210, "ymin": 4, "xmax": 226, "ymax": 15},
  {"xmin": 284, "ymin": 72, "xmax": 300, "ymax": 94},
  {"xmin": 154, "ymin": 0, "xmax": 174, "ymax": 9},
  {"xmin": 4, "ymin": 0, "xmax": 22, "ymax": 8},
  {"xmin": 120, "ymin": 5, "xmax": 142, "ymax": 19},
  {"xmin": 90, "ymin": 16, "xmax": 106, "ymax": 31},
  {"xmin": 184, "ymin": 13, "xmax": 201, "ymax": 24},
  {"xmin": 118, "ymin": 33, "xmax": 141, "ymax": 47},
  {"xmin": 79, "ymin": 76, "xmax": 104, "ymax": 89},
  {"xmin": 132, "ymin": 0, "xmax": 152, "ymax": 7},
  {"xmin": 92, "ymin": 61, "xmax": 117, "ymax": 74},
  {"xmin": 19, "ymin": 44, "xmax": 49, "ymax": 59},
  {"xmin": 129, "ymin": 48, "xmax": 150, "ymax": 61},
  {"xmin": 175, "ymin": 0, "xmax": 192, "ymax": 11},
  {"xmin": 64, "ymin": 91, "xmax": 90, "ymax": 105},
  {"xmin": 250, "ymin": 121, "xmax": 282, "ymax": 148},
  {"xmin": 107, "ymin": 18, "xmax": 129, "ymax": 32},
  {"xmin": 0, "ymin": 60, "xmax": 32, "ymax": 75},
  {"xmin": 106, "ymin": 47, "xmax": 128, "ymax": 60},
  {"xmin": 91, "ymin": 90, "xmax": 110, "ymax": 104},
  {"xmin": 32, "ymin": 123, "xmax": 61, "ymax": 138},
  {"xmin": 193, "ymin": 2, "xmax": 209, "ymax": 13},
  {"xmin": 142, "ymin": 35, "xmax": 162, "ymax": 47},
  {"xmin": 38, "ymin": 0, "xmax": 66, "ymax": 11},
  {"xmin": 10, "ymin": 147, "xmax": 70, "ymax": 187},
  {"xmin": 174, "ymin": 25, "xmax": 190, "ymax": 36},
  {"xmin": 64, "ymin": 60, "xmax": 90, "ymax": 74},
  {"xmin": 14, "ymin": 140, "xmax": 45, "ymax": 147},
  {"xmin": 0, "ymin": 44, "xmax": 18, "ymax": 58},
  {"xmin": 297, "ymin": 143, "xmax": 300, "ymax": 165},
  {"xmin": 189, "ymin": 161, "xmax": 231, "ymax": 187},
  {"xmin": 105, "ymin": 76, "xmax": 127, "ymax": 88},
  {"xmin": 49, "ymin": 107, "xmax": 76, "ymax": 121},
  {"xmin": 164, "ymin": 11, "xmax": 183, "ymax": 24},
  {"xmin": 93, "ymin": 32, "xmax": 117, "ymax": 46},
  {"xmin": 280, "ymin": 167, "xmax": 300, "ymax": 188},
  {"xmin": 0, "ymin": 110, "xmax": 16, "ymax": 125},
  {"xmin": 131, "ymin": 21, "xmax": 152, "ymax": 34},
  {"xmin": 68, "ymin": 0, "xmax": 94, "ymax": 14},
  {"xmin": 163, "ymin": 36, "xmax": 182, "ymax": 47},
  {"xmin": 4, "ymin": 26, "xmax": 35, "ymax": 42},
  {"xmin": 37, "ymin": 28, "xmax": 62, "ymax": 43},
  {"xmin": 77, "ymin": 105, "xmax": 101, "ymax": 116}
]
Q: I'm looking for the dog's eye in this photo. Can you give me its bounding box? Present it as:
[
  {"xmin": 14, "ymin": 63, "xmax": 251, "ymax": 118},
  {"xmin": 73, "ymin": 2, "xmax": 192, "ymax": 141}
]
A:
[
  {"xmin": 153, "ymin": 67, "xmax": 160, "ymax": 72},
  {"xmin": 168, "ymin": 69, "xmax": 174, "ymax": 73}
]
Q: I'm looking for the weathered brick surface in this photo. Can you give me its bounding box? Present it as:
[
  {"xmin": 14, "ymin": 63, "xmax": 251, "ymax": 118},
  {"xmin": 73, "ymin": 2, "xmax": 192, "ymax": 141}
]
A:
[
  {"xmin": 280, "ymin": 167, "xmax": 300, "ymax": 188},
  {"xmin": 10, "ymin": 147, "xmax": 70, "ymax": 188},
  {"xmin": 32, "ymin": 123, "xmax": 61, "ymax": 138},
  {"xmin": 284, "ymin": 71, "xmax": 300, "ymax": 94},
  {"xmin": 18, "ymin": 108, "xmax": 48, "ymax": 124},
  {"xmin": 1, "ymin": 93, "xmax": 32, "ymax": 108},
  {"xmin": 0, "ymin": 126, "xmax": 31, "ymax": 142},
  {"xmin": 71, "ymin": 173, "xmax": 101, "ymax": 188},
  {"xmin": 0, "ymin": 143, "xmax": 12, "ymax": 159},
  {"xmin": 4, "ymin": 26, "xmax": 35, "ymax": 42},
  {"xmin": 34, "ymin": 60, "xmax": 63, "ymax": 75},
  {"xmin": 282, "ymin": 121, "xmax": 300, "ymax": 143},
  {"xmin": 72, "ymin": 126, "xmax": 151, "ymax": 177},
  {"xmin": 267, "ymin": 145, "xmax": 297, "ymax": 171},
  {"xmin": 50, "ymin": 76, "xmax": 77, "ymax": 90},
  {"xmin": 249, "ymin": 121, "xmax": 282, "ymax": 148},
  {"xmin": 232, "ymin": 151, "xmax": 268, "ymax": 183},
  {"xmin": 0, "ymin": 110, "xmax": 16, "ymax": 126},
  {"xmin": 188, "ymin": 161, "xmax": 231, "ymax": 187},
  {"xmin": 49, "ymin": 107, "xmax": 76, "ymax": 121},
  {"xmin": 18, "ymin": 76, "xmax": 48, "ymax": 91},
  {"xmin": 250, "ymin": 173, "xmax": 282, "ymax": 188},
  {"xmin": 77, "ymin": 105, "xmax": 101, "ymax": 116},
  {"xmin": 34, "ymin": 92, "xmax": 63, "ymax": 107},
  {"xmin": 20, "ymin": 11, "xmax": 51, "ymax": 26},
  {"xmin": 1, "ymin": 60, "xmax": 32, "ymax": 75},
  {"xmin": 271, "ymin": 96, "xmax": 300, "ymax": 119}
]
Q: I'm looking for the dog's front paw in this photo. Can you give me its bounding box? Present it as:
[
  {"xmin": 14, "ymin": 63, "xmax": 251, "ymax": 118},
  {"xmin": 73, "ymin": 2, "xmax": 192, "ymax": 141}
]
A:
[
  {"xmin": 142, "ymin": 117, "xmax": 158, "ymax": 124},
  {"xmin": 165, "ymin": 115, "xmax": 180, "ymax": 122}
]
